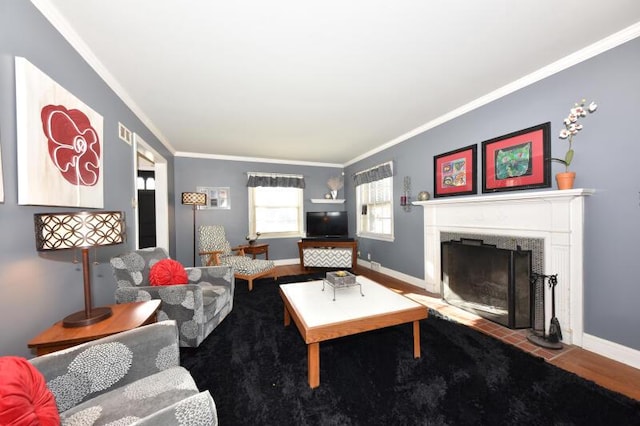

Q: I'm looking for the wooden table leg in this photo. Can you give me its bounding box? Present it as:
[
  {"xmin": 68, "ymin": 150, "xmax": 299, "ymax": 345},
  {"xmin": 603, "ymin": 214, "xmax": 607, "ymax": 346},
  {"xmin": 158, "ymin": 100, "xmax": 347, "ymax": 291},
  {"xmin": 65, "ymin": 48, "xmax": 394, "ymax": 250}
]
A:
[
  {"xmin": 308, "ymin": 342, "xmax": 320, "ymax": 388},
  {"xmin": 284, "ymin": 306, "xmax": 291, "ymax": 326},
  {"xmin": 413, "ymin": 320, "xmax": 421, "ymax": 358}
]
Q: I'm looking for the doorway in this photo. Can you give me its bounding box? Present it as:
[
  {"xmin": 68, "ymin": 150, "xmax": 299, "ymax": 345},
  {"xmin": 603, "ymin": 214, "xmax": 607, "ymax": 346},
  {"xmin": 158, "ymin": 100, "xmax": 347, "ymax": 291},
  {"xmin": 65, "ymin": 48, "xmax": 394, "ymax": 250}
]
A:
[
  {"xmin": 137, "ymin": 167, "xmax": 156, "ymax": 248},
  {"xmin": 133, "ymin": 134, "xmax": 169, "ymax": 250}
]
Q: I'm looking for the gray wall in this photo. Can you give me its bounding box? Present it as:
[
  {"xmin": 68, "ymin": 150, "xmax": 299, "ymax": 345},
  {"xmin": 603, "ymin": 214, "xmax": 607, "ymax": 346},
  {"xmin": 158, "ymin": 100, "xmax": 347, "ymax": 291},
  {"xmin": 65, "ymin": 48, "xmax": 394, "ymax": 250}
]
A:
[
  {"xmin": 0, "ymin": 1, "xmax": 175, "ymax": 357},
  {"xmin": 345, "ymin": 37, "xmax": 640, "ymax": 351},
  {"xmin": 174, "ymin": 156, "xmax": 344, "ymax": 266}
]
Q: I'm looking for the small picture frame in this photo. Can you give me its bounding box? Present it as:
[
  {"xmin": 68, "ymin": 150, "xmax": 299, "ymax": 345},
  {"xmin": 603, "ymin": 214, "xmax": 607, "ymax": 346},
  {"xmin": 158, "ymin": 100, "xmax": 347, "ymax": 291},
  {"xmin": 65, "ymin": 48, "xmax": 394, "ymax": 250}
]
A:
[
  {"xmin": 197, "ymin": 186, "xmax": 230, "ymax": 209},
  {"xmin": 433, "ymin": 144, "xmax": 477, "ymax": 198},
  {"xmin": 481, "ymin": 122, "xmax": 551, "ymax": 193}
]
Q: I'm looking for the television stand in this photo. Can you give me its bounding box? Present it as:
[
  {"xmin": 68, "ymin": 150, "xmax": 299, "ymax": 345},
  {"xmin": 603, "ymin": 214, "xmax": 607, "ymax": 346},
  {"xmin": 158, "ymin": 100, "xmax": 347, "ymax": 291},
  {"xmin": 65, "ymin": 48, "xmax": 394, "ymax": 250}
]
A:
[
  {"xmin": 302, "ymin": 237, "xmax": 354, "ymax": 242},
  {"xmin": 298, "ymin": 239, "xmax": 358, "ymax": 269}
]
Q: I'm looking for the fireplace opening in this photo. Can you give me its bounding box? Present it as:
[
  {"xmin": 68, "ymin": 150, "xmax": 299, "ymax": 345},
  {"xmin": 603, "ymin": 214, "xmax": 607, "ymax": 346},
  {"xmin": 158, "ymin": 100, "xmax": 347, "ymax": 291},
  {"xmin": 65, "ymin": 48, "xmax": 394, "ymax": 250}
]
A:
[{"xmin": 441, "ymin": 238, "xmax": 532, "ymax": 329}]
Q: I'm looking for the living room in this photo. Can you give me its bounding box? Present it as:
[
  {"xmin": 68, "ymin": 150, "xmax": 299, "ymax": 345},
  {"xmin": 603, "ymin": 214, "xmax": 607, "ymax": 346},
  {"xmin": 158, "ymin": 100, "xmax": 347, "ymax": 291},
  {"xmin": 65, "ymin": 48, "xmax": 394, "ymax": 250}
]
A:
[{"xmin": 1, "ymin": 1, "xmax": 639, "ymax": 422}]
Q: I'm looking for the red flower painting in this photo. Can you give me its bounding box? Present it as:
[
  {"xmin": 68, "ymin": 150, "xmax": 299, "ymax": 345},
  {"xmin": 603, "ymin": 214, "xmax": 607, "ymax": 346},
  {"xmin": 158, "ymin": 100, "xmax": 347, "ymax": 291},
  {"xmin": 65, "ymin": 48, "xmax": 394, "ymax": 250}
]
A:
[{"xmin": 41, "ymin": 105, "xmax": 101, "ymax": 186}]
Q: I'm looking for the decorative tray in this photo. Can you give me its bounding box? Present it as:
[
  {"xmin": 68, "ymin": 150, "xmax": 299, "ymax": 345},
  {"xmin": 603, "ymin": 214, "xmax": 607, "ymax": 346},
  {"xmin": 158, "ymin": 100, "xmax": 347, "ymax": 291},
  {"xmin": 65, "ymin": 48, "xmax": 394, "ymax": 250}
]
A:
[{"xmin": 325, "ymin": 270, "xmax": 356, "ymax": 287}]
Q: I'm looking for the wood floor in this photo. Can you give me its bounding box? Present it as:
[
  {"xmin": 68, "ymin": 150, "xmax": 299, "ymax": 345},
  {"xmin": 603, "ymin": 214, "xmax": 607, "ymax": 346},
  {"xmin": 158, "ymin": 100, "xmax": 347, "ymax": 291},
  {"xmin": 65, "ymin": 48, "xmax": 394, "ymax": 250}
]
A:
[{"xmin": 265, "ymin": 264, "xmax": 640, "ymax": 401}]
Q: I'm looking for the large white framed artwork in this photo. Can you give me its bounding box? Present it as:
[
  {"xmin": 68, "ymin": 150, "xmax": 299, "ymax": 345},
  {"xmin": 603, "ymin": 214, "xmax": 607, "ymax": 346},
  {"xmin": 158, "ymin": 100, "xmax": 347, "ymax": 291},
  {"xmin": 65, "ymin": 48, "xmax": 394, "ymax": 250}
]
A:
[{"xmin": 15, "ymin": 57, "xmax": 104, "ymax": 208}]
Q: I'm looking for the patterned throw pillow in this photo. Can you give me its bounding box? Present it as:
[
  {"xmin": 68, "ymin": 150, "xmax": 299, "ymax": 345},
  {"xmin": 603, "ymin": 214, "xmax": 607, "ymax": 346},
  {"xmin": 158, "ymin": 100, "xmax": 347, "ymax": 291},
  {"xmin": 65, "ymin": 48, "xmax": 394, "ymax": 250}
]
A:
[
  {"xmin": 149, "ymin": 258, "xmax": 189, "ymax": 286},
  {"xmin": 0, "ymin": 356, "xmax": 60, "ymax": 425}
]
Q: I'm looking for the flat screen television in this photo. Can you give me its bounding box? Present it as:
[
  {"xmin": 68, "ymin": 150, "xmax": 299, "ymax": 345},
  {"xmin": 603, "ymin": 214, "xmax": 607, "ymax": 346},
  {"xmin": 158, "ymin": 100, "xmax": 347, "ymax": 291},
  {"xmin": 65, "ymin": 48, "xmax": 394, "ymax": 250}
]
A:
[{"xmin": 306, "ymin": 211, "xmax": 348, "ymax": 239}]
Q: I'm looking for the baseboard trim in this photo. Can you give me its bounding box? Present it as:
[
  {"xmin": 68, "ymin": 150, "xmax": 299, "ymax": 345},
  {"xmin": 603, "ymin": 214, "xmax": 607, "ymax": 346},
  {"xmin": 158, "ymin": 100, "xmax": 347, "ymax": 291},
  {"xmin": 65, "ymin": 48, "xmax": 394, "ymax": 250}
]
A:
[
  {"xmin": 582, "ymin": 333, "xmax": 640, "ymax": 370},
  {"xmin": 359, "ymin": 260, "xmax": 425, "ymax": 289},
  {"xmin": 273, "ymin": 258, "xmax": 299, "ymax": 266}
]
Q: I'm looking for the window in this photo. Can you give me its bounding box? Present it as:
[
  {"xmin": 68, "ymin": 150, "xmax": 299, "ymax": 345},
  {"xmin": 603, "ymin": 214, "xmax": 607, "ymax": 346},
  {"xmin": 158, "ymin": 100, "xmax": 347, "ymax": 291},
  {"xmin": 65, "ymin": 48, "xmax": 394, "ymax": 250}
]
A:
[
  {"xmin": 145, "ymin": 177, "xmax": 155, "ymax": 190},
  {"xmin": 248, "ymin": 186, "xmax": 304, "ymax": 238},
  {"xmin": 137, "ymin": 171, "xmax": 155, "ymax": 190},
  {"xmin": 355, "ymin": 162, "xmax": 394, "ymax": 241}
]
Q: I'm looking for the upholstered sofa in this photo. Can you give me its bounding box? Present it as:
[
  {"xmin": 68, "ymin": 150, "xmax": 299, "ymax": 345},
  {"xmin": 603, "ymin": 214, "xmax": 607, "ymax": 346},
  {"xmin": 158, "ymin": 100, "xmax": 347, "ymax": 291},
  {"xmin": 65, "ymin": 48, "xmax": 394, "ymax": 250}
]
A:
[
  {"xmin": 111, "ymin": 247, "xmax": 234, "ymax": 347},
  {"xmin": 27, "ymin": 320, "xmax": 217, "ymax": 425}
]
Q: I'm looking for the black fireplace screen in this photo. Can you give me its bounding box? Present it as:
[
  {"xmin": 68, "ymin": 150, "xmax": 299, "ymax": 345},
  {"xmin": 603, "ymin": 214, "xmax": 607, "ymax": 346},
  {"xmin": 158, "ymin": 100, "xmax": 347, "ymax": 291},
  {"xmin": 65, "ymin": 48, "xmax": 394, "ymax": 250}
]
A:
[{"xmin": 441, "ymin": 239, "xmax": 532, "ymax": 329}]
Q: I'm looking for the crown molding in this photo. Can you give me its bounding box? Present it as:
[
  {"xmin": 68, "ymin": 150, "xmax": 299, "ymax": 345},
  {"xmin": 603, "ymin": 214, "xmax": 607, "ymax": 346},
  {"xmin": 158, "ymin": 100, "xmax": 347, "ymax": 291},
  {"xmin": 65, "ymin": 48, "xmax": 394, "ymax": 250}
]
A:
[
  {"xmin": 29, "ymin": 0, "xmax": 640, "ymax": 167},
  {"xmin": 30, "ymin": 0, "xmax": 177, "ymax": 155},
  {"xmin": 174, "ymin": 151, "xmax": 343, "ymax": 168},
  {"xmin": 345, "ymin": 22, "xmax": 640, "ymax": 167}
]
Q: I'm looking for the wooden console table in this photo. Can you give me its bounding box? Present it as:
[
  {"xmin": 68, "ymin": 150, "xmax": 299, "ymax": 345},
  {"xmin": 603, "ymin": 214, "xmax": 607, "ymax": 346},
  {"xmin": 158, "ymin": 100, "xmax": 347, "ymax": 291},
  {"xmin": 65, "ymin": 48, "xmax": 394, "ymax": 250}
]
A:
[
  {"xmin": 28, "ymin": 300, "xmax": 161, "ymax": 356},
  {"xmin": 297, "ymin": 239, "xmax": 358, "ymax": 269},
  {"xmin": 234, "ymin": 243, "xmax": 269, "ymax": 259}
]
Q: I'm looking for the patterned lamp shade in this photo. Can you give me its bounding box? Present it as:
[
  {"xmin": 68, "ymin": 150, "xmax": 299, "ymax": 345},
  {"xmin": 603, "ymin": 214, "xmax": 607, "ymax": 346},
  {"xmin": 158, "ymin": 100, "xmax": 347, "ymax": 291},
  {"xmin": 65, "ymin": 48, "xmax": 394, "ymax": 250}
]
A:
[
  {"xmin": 34, "ymin": 211, "xmax": 126, "ymax": 251},
  {"xmin": 33, "ymin": 211, "xmax": 126, "ymax": 327},
  {"xmin": 182, "ymin": 192, "xmax": 207, "ymax": 206}
]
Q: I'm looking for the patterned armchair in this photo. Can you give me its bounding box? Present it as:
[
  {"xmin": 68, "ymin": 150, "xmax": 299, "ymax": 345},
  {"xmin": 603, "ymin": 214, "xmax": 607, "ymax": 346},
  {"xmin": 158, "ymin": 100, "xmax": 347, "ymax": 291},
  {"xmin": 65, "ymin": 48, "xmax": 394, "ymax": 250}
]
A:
[
  {"xmin": 30, "ymin": 320, "xmax": 218, "ymax": 425},
  {"xmin": 110, "ymin": 247, "xmax": 234, "ymax": 347},
  {"xmin": 198, "ymin": 225, "xmax": 276, "ymax": 291}
]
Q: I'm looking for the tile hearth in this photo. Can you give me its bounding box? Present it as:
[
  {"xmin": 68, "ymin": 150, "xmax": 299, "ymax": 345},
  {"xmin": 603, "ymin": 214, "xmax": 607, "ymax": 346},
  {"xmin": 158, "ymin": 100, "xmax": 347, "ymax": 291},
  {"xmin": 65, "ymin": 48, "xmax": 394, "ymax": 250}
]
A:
[{"xmin": 403, "ymin": 291, "xmax": 572, "ymax": 361}]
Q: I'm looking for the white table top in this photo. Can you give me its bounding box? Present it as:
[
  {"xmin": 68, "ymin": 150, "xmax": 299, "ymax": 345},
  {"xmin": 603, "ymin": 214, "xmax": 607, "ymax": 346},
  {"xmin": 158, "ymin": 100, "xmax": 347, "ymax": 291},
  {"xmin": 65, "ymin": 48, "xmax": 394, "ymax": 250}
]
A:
[{"xmin": 279, "ymin": 276, "xmax": 423, "ymax": 328}]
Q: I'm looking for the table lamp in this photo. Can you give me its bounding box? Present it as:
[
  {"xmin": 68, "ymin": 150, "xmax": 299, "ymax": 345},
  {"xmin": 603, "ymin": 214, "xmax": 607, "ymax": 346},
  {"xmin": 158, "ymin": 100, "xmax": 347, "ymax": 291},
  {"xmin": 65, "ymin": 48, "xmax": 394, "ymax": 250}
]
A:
[
  {"xmin": 182, "ymin": 192, "xmax": 207, "ymax": 265},
  {"xmin": 34, "ymin": 211, "xmax": 126, "ymax": 327}
]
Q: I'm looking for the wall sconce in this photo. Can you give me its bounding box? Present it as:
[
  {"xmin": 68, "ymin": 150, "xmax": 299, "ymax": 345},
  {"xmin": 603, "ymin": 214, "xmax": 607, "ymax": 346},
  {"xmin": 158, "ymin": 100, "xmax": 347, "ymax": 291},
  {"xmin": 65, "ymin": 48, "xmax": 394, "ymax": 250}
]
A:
[
  {"xmin": 182, "ymin": 192, "xmax": 208, "ymax": 266},
  {"xmin": 400, "ymin": 176, "xmax": 412, "ymax": 212},
  {"xmin": 34, "ymin": 211, "xmax": 126, "ymax": 327}
]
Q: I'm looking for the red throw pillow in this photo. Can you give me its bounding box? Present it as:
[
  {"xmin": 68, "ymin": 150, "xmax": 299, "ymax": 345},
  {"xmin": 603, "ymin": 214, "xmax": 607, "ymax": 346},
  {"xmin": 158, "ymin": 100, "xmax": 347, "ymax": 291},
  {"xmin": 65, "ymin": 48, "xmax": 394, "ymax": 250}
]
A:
[
  {"xmin": 149, "ymin": 258, "xmax": 189, "ymax": 286},
  {"xmin": 0, "ymin": 356, "xmax": 60, "ymax": 425}
]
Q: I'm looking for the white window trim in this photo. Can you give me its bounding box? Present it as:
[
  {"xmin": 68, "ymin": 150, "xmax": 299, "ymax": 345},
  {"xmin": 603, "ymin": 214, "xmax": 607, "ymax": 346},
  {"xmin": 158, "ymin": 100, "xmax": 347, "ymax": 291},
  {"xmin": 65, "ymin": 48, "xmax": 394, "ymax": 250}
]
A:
[
  {"xmin": 355, "ymin": 173, "xmax": 394, "ymax": 242},
  {"xmin": 248, "ymin": 186, "xmax": 305, "ymax": 239}
]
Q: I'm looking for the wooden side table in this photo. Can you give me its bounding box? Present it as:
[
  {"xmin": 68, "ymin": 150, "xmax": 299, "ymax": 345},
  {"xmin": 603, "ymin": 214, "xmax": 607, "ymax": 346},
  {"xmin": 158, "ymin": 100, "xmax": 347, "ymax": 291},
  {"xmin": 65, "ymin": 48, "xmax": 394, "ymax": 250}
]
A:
[
  {"xmin": 28, "ymin": 300, "xmax": 161, "ymax": 356},
  {"xmin": 238, "ymin": 243, "xmax": 269, "ymax": 260}
]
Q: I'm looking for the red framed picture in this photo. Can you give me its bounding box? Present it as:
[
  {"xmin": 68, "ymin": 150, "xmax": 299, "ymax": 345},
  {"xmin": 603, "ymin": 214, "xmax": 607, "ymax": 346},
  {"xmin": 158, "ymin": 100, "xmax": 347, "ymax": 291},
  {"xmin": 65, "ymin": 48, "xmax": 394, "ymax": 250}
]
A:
[
  {"xmin": 433, "ymin": 144, "xmax": 477, "ymax": 197},
  {"xmin": 482, "ymin": 122, "xmax": 551, "ymax": 193}
]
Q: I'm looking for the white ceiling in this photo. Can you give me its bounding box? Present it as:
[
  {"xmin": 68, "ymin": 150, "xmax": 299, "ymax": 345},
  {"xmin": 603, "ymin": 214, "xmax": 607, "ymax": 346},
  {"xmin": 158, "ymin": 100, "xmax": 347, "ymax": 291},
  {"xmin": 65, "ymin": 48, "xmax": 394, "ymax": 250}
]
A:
[{"xmin": 33, "ymin": 0, "xmax": 640, "ymax": 165}]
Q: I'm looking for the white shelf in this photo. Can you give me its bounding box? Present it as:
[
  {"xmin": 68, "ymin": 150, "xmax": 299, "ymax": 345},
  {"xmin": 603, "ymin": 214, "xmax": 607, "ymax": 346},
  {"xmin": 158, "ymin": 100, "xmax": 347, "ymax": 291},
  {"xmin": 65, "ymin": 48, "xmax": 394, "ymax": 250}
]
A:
[{"xmin": 310, "ymin": 198, "xmax": 345, "ymax": 203}]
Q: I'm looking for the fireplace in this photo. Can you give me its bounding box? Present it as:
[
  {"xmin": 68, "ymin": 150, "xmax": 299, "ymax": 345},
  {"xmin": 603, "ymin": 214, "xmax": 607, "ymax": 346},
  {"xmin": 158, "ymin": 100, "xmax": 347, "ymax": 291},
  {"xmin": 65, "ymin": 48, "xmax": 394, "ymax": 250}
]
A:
[
  {"xmin": 442, "ymin": 239, "xmax": 531, "ymax": 329},
  {"xmin": 414, "ymin": 189, "xmax": 593, "ymax": 346}
]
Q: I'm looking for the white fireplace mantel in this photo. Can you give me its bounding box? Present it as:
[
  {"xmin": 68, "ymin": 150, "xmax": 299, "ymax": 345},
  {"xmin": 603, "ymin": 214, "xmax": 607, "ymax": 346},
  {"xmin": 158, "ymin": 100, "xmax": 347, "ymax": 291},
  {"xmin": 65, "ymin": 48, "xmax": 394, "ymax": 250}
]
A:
[{"xmin": 414, "ymin": 188, "xmax": 594, "ymax": 346}]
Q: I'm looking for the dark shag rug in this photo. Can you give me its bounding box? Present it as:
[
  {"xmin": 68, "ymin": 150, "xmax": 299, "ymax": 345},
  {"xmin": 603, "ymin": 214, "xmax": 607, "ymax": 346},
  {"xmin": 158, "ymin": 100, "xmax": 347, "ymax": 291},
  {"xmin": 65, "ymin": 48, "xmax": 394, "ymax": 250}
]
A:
[{"xmin": 181, "ymin": 273, "xmax": 640, "ymax": 425}]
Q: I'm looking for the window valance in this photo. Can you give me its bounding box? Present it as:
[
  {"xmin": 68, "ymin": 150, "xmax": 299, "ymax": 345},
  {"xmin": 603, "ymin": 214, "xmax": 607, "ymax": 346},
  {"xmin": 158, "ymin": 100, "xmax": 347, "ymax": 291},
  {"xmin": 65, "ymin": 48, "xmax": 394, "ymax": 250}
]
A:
[
  {"xmin": 246, "ymin": 172, "xmax": 305, "ymax": 188},
  {"xmin": 353, "ymin": 161, "xmax": 393, "ymax": 186}
]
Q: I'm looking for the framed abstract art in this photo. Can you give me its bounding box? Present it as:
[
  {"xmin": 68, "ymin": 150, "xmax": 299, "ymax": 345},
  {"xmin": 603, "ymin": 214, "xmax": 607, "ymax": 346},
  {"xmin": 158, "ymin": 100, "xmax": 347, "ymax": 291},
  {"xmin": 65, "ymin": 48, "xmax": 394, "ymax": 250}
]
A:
[
  {"xmin": 197, "ymin": 187, "xmax": 230, "ymax": 209},
  {"xmin": 481, "ymin": 122, "xmax": 551, "ymax": 193},
  {"xmin": 15, "ymin": 57, "xmax": 104, "ymax": 208},
  {"xmin": 433, "ymin": 144, "xmax": 477, "ymax": 198}
]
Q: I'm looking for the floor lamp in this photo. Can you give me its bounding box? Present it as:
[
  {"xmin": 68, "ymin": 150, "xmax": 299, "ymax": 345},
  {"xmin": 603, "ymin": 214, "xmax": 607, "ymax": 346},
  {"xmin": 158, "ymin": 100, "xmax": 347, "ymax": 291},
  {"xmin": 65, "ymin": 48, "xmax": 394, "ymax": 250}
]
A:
[
  {"xmin": 34, "ymin": 211, "xmax": 126, "ymax": 327},
  {"xmin": 182, "ymin": 192, "xmax": 207, "ymax": 266}
]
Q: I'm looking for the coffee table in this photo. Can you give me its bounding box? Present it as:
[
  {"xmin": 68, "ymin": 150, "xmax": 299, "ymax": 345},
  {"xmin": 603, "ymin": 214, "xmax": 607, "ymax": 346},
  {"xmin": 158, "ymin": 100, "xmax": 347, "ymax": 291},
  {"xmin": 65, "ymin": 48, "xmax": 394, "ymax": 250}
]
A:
[{"xmin": 279, "ymin": 276, "xmax": 428, "ymax": 388}]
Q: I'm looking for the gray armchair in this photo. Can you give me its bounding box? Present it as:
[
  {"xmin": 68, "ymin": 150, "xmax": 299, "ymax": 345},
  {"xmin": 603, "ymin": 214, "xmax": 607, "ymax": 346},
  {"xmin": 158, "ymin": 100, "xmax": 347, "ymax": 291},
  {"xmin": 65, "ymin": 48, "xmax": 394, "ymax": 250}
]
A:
[
  {"xmin": 30, "ymin": 320, "xmax": 217, "ymax": 425},
  {"xmin": 199, "ymin": 225, "xmax": 276, "ymax": 291},
  {"xmin": 110, "ymin": 247, "xmax": 234, "ymax": 347}
]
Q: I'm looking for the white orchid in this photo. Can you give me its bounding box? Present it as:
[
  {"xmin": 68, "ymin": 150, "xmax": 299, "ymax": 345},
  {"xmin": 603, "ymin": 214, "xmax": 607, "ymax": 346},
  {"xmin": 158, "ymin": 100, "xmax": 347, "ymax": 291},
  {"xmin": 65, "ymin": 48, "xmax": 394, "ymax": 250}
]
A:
[{"xmin": 554, "ymin": 99, "xmax": 598, "ymax": 172}]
